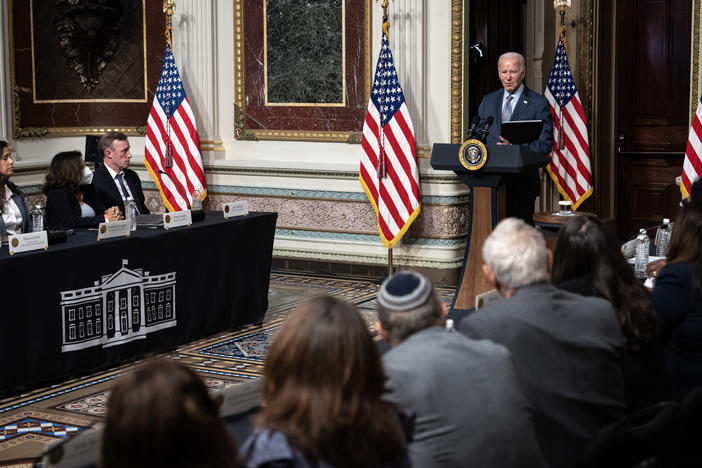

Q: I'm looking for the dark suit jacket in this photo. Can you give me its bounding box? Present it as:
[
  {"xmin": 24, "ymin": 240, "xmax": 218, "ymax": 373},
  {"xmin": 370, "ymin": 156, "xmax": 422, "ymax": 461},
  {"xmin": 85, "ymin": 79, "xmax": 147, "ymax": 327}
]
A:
[
  {"xmin": 45, "ymin": 184, "xmax": 107, "ymax": 230},
  {"xmin": 0, "ymin": 182, "xmax": 31, "ymax": 237},
  {"xmin": 93, "ymin": 165, "xmax": 150, "ymax": 215},
  {"xmin": 651, "ymin": 261, "xmax": 702, "ymax": 398},
  {"xmin": 477, "ymin": 86, "xmax": 553, "ymax": 199},
  {"xmin": 383, "ymin": 326, "xmax": 546, "ymax": 468},
  {"xmin": 460, "ymin": 282, "xmax": 628, "ymax": 468}
]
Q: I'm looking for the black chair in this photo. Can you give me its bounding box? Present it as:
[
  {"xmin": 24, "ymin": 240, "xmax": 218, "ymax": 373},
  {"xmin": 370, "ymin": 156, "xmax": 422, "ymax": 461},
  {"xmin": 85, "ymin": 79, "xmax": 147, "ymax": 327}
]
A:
[
  {"xmin": 679, "ymin": 386, "xmax": 702, "ymax": 467},
  {"xmin": 578, "ymin": 401, "xmax": 682, "ymax": 468}
]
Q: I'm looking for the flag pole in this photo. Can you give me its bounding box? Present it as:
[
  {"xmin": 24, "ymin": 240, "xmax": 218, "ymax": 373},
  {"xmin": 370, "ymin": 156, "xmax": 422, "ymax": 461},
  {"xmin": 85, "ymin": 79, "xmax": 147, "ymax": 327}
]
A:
[
  {"xmin": 377, "ymin": 0, "xmax": 393, "ymax": 278},
  {"xmin": 163, "ymin": 0, "xmax": 175, "ymax": 47}
]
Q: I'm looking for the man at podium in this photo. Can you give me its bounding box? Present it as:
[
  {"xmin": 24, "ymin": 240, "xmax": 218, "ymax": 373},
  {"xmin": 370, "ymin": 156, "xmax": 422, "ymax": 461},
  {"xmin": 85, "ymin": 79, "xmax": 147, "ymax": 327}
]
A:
[{"xmin": 477, "ymin": 52, "xmax": 553, "ymax": 224}]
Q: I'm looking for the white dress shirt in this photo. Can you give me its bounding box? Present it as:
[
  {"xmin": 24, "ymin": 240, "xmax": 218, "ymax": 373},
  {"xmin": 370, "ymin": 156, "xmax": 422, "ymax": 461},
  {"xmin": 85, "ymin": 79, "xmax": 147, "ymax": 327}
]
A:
[
  {"xmin": 104, "ymin": 164, "xmax": 134, "ymax": 201},
  {"xmin": 2, "ymin": 185, "xmax": 24, "ymax": 235}
]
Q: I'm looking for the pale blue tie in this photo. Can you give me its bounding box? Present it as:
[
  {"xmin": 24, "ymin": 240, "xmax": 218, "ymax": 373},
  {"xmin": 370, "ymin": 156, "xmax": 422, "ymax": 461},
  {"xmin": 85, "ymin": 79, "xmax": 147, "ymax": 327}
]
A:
[{"xmin": 502, "ymin": 95, "xmax": 514, "ymax": 122}]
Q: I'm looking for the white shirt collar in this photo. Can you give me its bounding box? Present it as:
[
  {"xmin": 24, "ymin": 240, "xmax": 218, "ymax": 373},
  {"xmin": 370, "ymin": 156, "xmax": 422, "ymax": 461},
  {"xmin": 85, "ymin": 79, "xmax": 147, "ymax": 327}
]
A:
[
  {"xmin": 104, "ymin": 163, "xmax": 122, "ymax": 180},
  {"xmin": 503, "ymin": 83, "xmax": 525, "ymax": 103}
]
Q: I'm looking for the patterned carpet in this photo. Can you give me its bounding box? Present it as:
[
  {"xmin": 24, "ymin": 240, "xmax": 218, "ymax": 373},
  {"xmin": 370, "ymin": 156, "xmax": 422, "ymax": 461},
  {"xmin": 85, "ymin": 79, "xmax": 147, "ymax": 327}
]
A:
[{"xmin": 0, "ymin": 270, "xmax": 456, "ymax": 466}]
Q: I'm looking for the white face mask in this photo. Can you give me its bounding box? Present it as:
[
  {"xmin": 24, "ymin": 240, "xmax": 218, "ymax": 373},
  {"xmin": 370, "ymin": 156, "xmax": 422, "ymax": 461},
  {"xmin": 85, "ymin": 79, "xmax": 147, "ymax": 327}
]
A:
[{"xmin": 80, "ymin": 165, "xmax": 93, "ymax": 185}]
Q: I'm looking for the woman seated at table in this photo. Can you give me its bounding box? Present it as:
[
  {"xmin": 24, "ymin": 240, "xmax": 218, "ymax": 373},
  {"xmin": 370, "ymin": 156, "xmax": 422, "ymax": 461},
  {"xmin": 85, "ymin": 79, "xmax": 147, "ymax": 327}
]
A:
[
  {"xmin": 0, "ymin": 140, "xmax": 31, "ymax": 241},
  {"xmin": 551, "ymin": 215, "xmax": 670, "ymax": 409},
  {"xmin": 240, "ymin": 296, "xmax": 410, "ymax": 468},
  {"xmin": 651, "ymin": 200, "xmax": 702, "ymax": 399},
  {"xmin": 44, "ymin": 151, "xmax": 122, "ymax": 229}
]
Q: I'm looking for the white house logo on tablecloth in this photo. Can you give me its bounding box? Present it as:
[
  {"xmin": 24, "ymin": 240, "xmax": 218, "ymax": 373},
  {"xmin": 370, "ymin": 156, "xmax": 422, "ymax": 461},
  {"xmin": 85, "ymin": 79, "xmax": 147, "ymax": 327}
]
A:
[{"xmin": 60, "ymin": 259, "xmax": 177, "ymax": 353}]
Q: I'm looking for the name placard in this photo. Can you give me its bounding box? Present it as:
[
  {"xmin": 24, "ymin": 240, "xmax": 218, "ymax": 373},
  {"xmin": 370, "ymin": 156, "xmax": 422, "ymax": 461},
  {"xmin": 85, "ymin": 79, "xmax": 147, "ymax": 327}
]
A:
[
  {"xmin": 8, "ymin": 231, "xmax": 48, "ymax": 255},
  {"xmin": 223, "ymin": 201, "xmax": 249, "ymax": 219},
  {"xmin": 97, "ymin": 220, "xmax": 131, "ymax": 240},
  {"xmin": 163, "ymin": 210, "xmax": 192, "ymax": 229},
  {"xmin": 475, "ymin": 289, "xmax": 501, "ymax": 310}
]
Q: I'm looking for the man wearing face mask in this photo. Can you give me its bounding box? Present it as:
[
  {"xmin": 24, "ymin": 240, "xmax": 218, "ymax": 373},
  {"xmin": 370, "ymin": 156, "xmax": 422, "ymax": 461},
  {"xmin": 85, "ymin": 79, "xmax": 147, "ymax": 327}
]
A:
[{"xmin": 44, "ymin": 150, "xmax": 123, "ymax": 230}]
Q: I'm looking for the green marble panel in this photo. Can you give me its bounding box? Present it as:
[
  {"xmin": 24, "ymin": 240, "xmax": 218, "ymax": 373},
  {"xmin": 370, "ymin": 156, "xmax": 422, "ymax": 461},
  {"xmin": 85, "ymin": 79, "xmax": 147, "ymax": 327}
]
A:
[{"xmin": 266, "ymin": 0, "xmax": 343, "ymax": 104}]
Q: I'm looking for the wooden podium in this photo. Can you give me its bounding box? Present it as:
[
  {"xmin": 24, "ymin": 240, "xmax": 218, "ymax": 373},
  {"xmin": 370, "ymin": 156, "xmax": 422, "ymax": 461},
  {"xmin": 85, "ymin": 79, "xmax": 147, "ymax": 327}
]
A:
[{"xmin": 430, "ymin": 143, "xmax": 549, "ymax": 312}]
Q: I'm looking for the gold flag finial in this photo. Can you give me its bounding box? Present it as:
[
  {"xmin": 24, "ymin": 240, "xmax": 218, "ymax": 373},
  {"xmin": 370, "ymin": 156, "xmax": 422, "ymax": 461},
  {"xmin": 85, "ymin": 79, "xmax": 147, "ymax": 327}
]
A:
[{"xmin": 163, "ymin": 0, "xmax": 176, "ymax": 43}]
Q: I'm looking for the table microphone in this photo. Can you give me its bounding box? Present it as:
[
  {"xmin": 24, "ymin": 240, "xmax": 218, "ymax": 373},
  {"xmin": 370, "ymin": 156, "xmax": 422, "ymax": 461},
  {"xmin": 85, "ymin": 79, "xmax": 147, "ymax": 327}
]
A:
[
  {"xmin": 158, "ymin": 169, "xmax": 191, "ymax": 210},
  {"xmin": 467, "ymin": 115, "xmax": 481, "ymax": 140},
  {"xmin": 478, "ymin": 116, "xmax": 494, "ymax": 143}
]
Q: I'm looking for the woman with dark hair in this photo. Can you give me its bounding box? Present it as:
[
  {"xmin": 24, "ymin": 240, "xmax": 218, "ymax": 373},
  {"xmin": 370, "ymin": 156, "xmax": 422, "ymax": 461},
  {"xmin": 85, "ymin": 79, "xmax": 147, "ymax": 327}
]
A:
[
  {"xmin": 651, "ymin": 200, "xmax": 702, "ymax": 399},
  {"xmin": 100, "ymin": 359, "xmax": 241, "ymax": 468},
  {"xmin": 240, "ymin": 296, "xmax": 410, "ymax": 468},
  {"xmin": 44, "ymin": 151, "xmax": 122, "ymax": 229},
  {"xmin": 551, "ymin": 215, "xmax": 670, "ymax": 409},
  {"xmin": 0, "ymin": 140, "xmax": 31, "ymax": 240}
]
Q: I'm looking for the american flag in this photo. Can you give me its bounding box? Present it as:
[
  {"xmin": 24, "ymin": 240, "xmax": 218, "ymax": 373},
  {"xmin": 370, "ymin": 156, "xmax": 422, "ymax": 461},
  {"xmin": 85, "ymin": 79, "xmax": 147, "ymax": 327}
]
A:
[
  {"xmin": 359, "ymin": 26, "xmax": 420, "ymax": 248},
  {"xmin": 544, "ymin": 37, "xmax": 593, "ymax": 210},
  {"xmin": 144, "ymin": 41, "xmax": 206, "ymax": 212},
  {"xmin": 682, "ymin": 96, "xmax": 702, "ymax": 198}
]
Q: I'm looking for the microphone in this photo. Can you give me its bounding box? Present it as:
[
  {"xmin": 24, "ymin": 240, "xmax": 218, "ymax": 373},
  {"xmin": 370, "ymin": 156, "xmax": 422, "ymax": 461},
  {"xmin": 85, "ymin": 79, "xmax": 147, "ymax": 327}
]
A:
[
  {"xmin": 158, "ymin": 170, "xmax": 191, "ymax": 210},
  {"xmin": 478, "ymin": 116, "xmax": 494, "ymax": 143},
  {"xmin": 466, "ymin": 115, "xmax": 481, "ymax": 140}
]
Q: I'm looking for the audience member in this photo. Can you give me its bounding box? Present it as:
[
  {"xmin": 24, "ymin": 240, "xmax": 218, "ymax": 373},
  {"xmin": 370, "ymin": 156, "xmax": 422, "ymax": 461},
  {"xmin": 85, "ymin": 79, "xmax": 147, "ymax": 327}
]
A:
[
  {"xmin": 44, "ymin": 151, "xmax": 122, "ymax": 229},
  {"xmin": 100, "ymin": 359, "xmax": 241, "ymax": 468},
  {"xmin": 459, "ymin": 217, "xmax": 628, "ymax": 468},
  {"xmin": 651, "ymin": 200, "xmax": 702, "ymax": 399},
  {"xmin": 0, "ymin": 140, "xmax": 30, "ymax": 240},
  {"xmin": 377, "ymin": 270, "xmax": 546, "ymax": 468},
  {"xmin": 551, "ymin": 215, "xmax": 670, "ymax": 409},
  {"xmin": 93, "ymin": 131, "xmax": 150, "ymax": 215},
  {"xmin": 240, "ymin": 296, "xmax": 410, "ymax": 468}
]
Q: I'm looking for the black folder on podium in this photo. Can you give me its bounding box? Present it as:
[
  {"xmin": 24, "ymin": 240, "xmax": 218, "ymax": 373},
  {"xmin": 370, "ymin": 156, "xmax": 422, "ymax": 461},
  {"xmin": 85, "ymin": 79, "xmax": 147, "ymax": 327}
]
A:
[{"xmin": 430, "ymin": 143, "xmax": 549, "ymax": 313}]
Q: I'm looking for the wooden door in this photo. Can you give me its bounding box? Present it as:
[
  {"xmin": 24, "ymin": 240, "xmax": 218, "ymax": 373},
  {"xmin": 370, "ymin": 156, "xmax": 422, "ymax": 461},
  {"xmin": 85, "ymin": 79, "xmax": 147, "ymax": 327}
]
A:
[{"xmin": 613, "ymin": 0, "xmax": 690, "ymax": 238}]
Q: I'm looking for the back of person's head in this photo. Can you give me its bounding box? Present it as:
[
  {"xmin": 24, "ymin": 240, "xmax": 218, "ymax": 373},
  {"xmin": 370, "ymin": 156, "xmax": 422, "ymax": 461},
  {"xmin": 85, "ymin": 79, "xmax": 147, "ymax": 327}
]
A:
[
  {"xmin": 259, "ymin": 295, "xmax": 406, "ymax": 467},
  {"xmin": 483, "ymin": 217, "xmax": 549, "ymax": 290},
  {"xmin": 100, "ymin": 359, "xmax": 240, "ymax": 468},
  {"xmin": 668, "ymin": 201, "xmax": 702, "ymax": 285},
  {"xmin": 552, "ymin": 215, "xmax": 656, "ymax": 346},
  {"xmin": 43, "ymin": 150, "xmax": 83, "ymax": 195},
  {"xmin": 689, "ymin": 178, "xmax": 702, "ymax": 204},
  {"xmin": 98, "ymin": 131, "xmax": 128, "ymax": 158},
  {"xmin": 376, "ymin": 270, "xmax": 443, "ymax": 345}
]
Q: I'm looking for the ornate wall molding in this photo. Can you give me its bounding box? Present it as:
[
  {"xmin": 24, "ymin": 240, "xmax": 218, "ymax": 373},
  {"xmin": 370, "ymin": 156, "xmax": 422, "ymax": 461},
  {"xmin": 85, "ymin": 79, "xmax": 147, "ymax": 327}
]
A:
[
  {"xmin": 450, "ymin": 0, "xmax": 463, "ymax": 144},
  {"xmin": 0, "ymin": 0, "xmax": 9, "ymax": 138}
]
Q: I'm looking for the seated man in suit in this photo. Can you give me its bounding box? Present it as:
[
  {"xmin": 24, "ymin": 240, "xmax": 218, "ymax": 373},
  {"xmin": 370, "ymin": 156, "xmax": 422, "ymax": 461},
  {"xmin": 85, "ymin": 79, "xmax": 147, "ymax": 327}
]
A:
[
  {"xmin": 93, "ymin": 132, "xmax": 150, "ymax": 215},
  {"xmin": 377, "ymin": 270, "xmax": 546, "ymax": 468},
  {"xmin": 459, "ymin": 218, "xmax": 628, "ymax": 468},
  {"xmin": 477, "ymin": 52, "xmax": 553, "ymax": 224}
]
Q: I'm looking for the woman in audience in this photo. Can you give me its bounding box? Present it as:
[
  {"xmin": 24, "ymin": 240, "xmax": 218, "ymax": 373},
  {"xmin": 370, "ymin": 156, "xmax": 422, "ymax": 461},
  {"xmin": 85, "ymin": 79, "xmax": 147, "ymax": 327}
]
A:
[
  {"xmin": 651, "ymin": 200, "xmax": 702, "ymax": 399},
  {"xmin": 240, "ymin": 296, "xmax": 410, "ymax": 468},
  {"xmin": 551, "ymin": 215, "xmax": 670, "ymax": 409},
  {"xmin": 44, "ymin": 151, "xmax": 122, "ymax": 229},
  {"xmin": 0, "ymin": 140, "xmax": 31, "ymax": 240},
  {"xmin": 100, "ymin": 359, "xmax": 241, "ymax": 468}
]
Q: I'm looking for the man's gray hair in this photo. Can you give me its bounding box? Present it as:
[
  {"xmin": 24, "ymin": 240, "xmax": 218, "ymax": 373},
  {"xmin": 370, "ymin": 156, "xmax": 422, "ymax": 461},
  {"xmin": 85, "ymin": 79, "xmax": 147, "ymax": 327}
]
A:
[
  {"xmin": 376, "ymin": 271, "xmax": 443, "ymax": 345},
  {"xmin": 497, "ymin": 52, "xmax": 526, "ymax": 72},
  {"xmin": 482, "ymin": 218, "xmax": 549, "ymax": 290}
]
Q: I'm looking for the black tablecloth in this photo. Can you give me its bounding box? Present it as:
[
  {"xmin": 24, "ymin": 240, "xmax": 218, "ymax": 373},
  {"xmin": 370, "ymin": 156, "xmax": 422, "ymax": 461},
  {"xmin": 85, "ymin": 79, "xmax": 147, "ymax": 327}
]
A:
[{"xmin": 0, "ymin": 211, "xmax": 277, "ymax": 392}]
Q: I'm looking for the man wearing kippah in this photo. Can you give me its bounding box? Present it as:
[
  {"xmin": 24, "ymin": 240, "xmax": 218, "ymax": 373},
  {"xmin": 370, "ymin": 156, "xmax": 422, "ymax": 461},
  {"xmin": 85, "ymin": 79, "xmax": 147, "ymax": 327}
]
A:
[
  {"xmin": 377, "ymin": 270, "xmax": 546, "ymax": 468},
  {"xmin": 460, "ymin": 218, "xmax": 628, "ymax": 468}
]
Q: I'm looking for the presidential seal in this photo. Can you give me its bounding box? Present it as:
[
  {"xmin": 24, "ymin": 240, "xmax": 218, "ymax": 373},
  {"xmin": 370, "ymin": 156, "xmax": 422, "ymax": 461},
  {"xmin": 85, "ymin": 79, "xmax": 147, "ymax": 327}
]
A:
[{"xmin": 458, "ymin": 139, "xmax": 488, "ymax": 171}]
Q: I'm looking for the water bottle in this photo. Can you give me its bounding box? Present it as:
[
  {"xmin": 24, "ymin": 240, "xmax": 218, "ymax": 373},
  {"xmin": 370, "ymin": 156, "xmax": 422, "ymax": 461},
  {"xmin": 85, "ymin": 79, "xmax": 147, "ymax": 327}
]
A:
[
  {"xmin": 191, "ymin": 188, "xmax": 202, "ymax": 211},
  {"xmin": 655, "ymin": 218, "xmax": 671, "ymax": 257},
  {"xmin": 126, "ymin": 197, "xmax": 137, "ymax": 231},
  {"xmin": 31, "ymin": 205, "xmax": 45, "ymax": 232},
  {"xmin": 445, "ymin": 318, "xmax": 456, "ymax": 332},
  {"xmin": 634, "ymin": 228, "xmax": 650, "ymax": 279}
]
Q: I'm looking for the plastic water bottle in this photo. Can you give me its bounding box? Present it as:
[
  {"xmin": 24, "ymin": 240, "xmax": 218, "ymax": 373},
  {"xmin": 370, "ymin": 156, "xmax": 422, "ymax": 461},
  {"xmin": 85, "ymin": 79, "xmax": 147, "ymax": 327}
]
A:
[
  {"xmin": 655, "ymin": 218, "xmax": 671, "ymax": 257},
  {"xmin": 191, "ymin": 189, "xmax": 202, "ymax": 211},
  {"xmin": 31, "ymin": 205, "xmax": 45, "ymax": 232},
  {"xmin": 126, "ymin": 198, "xmax": 137, "ymax": 231},
  {"xmin": 445, "ymin": 319, "xmax": 456, "ymax": 332},
  {"xmin": 634, "ymin": 228, "xmax": 650, "ymax": 279}
]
